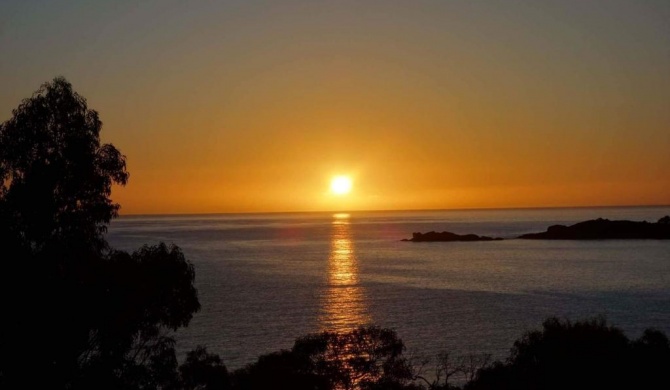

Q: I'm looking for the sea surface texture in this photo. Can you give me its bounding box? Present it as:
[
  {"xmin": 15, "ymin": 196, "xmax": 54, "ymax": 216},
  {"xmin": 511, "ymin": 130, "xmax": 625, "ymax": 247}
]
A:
[{"xmin": 106, "ymin": 207, "xmax": 670, "ymax": 368}]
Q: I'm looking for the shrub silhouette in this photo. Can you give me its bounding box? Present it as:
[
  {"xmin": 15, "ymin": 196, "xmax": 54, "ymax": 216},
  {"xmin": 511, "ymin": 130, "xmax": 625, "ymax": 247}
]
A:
[
  {"xmin": 179, "ymin": 346, "xmax": 231, "ymax": 390},
  {"xmin": 232, "ymin": 326, "xmax": 414, "ymax": 390},
  {"xmin": 225, "ymin": 319, "xmax": 670, "ymax": 390},
  {"xmin": 466, "ymin": 317, "xmax": 670, "ymax": 390}
]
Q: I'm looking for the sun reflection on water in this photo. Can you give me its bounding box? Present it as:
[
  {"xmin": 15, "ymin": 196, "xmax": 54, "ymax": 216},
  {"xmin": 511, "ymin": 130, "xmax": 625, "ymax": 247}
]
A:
[{"xmin": 319, "ymin": 214, "xmax": 371, "ymax": 332}]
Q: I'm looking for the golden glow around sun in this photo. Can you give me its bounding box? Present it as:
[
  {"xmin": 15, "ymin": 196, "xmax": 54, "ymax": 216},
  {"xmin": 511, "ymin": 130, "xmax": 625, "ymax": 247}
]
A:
[{"xmin": 330, "ymin": 176, "xmax": 353, "ymax": 195}]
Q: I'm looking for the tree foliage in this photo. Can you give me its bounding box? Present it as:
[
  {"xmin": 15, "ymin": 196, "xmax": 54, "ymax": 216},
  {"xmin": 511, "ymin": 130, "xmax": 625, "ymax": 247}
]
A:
[
  {"xmin": 465, "ymin": 317, "xmax": 670, "ymax": 390},
  {"xmin": 232, "ymin": 326, "xmax": 415, "ymax": 390},
  {"xmin": 222, "ymin": 319, "xmax": 670, "ymax": 390},
  {"xmin": 179, "ymin": 346, "xmax": 231, "ymax": 390},
  {"xmin": 0, "ymin": 77, "xmax": 200, "ymax": 389},
  {"xmin": 0, "ymin": 76, "xmax": 128, "ymax": 252}
]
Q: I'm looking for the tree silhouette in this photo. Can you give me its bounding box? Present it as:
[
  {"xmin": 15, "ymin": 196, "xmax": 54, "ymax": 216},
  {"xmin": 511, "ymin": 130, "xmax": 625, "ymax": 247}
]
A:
[
  {"xmin": 0, "ymin": 76, "xmax": 128, "ymax": 253},
  {"xmin": 232, "ymin": 326, "xmax": 414, "ymax": 390},
  {"xmin": 0, "ymin": 77, "xmax": 200, "ymax": 389},
  {"xmin": 179, "ymin": 346, "xmax": 231, "ymax": 390},
  {"xmin": 465, "ymin": 317, "xmax": 670, "ymax": 390}
]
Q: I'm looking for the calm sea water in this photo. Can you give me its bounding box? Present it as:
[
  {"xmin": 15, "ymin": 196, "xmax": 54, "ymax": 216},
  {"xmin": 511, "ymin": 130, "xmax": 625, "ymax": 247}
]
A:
[{"xmin": 106, "ymin": 207, "xmax": 670, "ymax": 368}]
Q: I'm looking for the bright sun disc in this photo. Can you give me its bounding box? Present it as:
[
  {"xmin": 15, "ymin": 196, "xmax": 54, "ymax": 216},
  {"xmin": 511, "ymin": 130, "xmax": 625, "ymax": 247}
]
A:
[{"xmin": 330, "ymin": 176, "xmax": 352, "ymax": 195}]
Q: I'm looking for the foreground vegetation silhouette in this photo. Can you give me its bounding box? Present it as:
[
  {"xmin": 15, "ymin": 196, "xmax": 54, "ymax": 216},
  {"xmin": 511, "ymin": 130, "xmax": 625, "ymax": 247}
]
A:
[
  {"xmin": 1, "ymin": 78, "xmax": 668, "ymax": 389},
  {"xmin": 0, "ymin": 78, "xmax": 203, "ymax": 389},
  {"xmin": 465, "ymin": 317, "xmax": 670, "ymax": 390},
  {"xmin": 229, "ymin": 318, "xmax": 669, "ymax": 390}
]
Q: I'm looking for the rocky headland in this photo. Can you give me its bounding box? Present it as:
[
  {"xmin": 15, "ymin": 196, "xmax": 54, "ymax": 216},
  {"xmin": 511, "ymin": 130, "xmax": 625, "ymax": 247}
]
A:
[
  {"xmin": 519, "ymin": 216, "xmax": 670, "ymax": 240},
  {"xmin": 403, "ymin": 231, "xmax": 504, "ymax": 242}
]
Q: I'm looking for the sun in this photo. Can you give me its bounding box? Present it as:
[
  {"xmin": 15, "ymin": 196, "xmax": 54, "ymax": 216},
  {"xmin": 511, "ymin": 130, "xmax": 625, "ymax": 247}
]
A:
[{"xmin": 330, "ymin": 176, "xmax": 352, "ymax": 195}]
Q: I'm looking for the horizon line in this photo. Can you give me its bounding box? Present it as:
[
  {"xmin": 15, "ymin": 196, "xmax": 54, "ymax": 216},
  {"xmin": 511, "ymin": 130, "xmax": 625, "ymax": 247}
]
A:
[{"xmin": 116, "ymin": 204, "xmax": 670, "ymax": 218}]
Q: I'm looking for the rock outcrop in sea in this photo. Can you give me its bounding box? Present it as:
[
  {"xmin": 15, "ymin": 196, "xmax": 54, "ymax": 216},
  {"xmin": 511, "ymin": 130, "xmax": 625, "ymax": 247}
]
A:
[
  {"xmin": 403, "ymin": 231, "xmax": 504, "ymax": 242},
  {"xmin": 518, "ymin": 216, "xmax": 670, "ymax": 240}
]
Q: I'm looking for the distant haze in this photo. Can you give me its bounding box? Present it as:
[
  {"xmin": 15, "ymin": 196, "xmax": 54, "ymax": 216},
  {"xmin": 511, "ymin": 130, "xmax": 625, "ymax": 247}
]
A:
[{"xmin": 1, "ymin": 0, "xmax": 668, "ymax": 214}]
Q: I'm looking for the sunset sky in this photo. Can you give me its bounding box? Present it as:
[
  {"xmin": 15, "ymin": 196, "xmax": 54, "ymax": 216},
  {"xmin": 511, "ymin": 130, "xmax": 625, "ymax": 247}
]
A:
[{"xmin": 1, "ymin": 0, "xmax": 669, "ymax": 214}]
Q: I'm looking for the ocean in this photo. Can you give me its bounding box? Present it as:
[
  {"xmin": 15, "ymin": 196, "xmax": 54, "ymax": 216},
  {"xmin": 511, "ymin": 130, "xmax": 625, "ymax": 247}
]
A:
[{"xmin": 106, "ymin": 206, "xmax": 670, "ymax": 369}]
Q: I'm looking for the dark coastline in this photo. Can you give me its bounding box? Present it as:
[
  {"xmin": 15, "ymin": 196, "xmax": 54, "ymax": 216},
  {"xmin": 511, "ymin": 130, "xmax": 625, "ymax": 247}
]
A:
[
  {"xmin": 519, "ymin": 216, "xmax": 670, "ymax": 240},
  {"xmin": 405, "ymin": 216, "xmax": 670, "ymax": 242}
]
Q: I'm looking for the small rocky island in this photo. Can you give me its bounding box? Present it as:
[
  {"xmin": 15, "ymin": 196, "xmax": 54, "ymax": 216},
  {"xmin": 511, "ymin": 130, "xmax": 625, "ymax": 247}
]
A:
[
  {"xmin": 519, "ymin": 216, "xmax": 670, "ymax": 240},
  {"xmin": 403, "ymin": 231, "xmax": 504, "ymax": 242}
]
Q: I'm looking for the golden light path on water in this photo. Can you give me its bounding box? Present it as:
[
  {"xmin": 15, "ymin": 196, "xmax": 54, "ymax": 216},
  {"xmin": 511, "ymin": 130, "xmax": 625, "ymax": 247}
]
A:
[{"xmin": 319, "ymin": 213, "xmax": 371, "ymax": 332}]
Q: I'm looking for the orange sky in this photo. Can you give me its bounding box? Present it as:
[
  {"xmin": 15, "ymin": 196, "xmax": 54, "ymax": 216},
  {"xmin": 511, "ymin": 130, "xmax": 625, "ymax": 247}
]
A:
[{"xmin": 1, "ymin": 1, "xmax": 669, "ymax": 214}]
